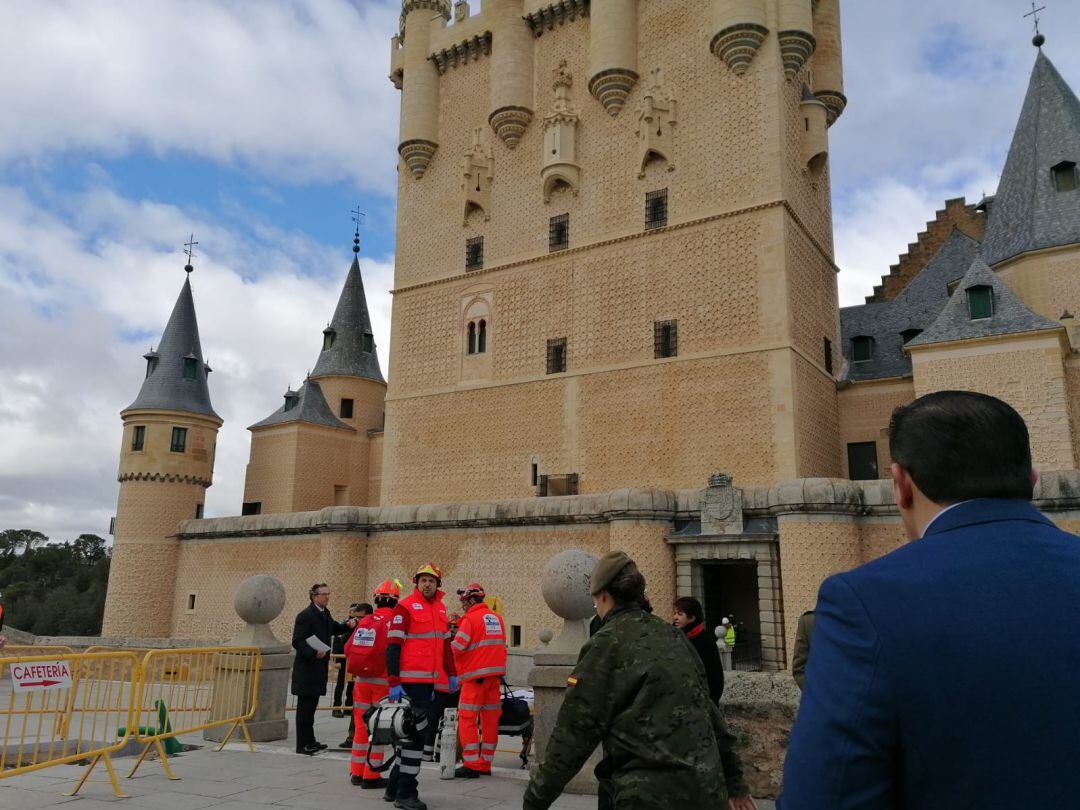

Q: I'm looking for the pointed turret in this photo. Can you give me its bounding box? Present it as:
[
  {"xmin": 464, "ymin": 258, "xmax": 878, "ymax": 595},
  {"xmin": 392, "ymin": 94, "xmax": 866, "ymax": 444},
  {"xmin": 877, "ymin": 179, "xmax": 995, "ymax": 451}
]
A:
[
  {"xmin": 310, "ymin": 256, "xmax": 385, "ymax": 383},
  {"xmin": 249, "ymin": 379, "xmax": 354, "ymax": 432},
  {"xmin": 983, "ymin": 50, "xmax": 1080, "ymax": 266},
  {"xmin": 124, "ymin": 274, "xmax": 219, "ymax": 419}
]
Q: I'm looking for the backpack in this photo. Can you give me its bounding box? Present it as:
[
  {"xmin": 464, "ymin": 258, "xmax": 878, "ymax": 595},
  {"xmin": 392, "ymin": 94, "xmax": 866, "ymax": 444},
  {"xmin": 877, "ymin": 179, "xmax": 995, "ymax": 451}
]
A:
[{"xmin": 345, "ymin": 614, "xmax": 388, "ymax": 677}]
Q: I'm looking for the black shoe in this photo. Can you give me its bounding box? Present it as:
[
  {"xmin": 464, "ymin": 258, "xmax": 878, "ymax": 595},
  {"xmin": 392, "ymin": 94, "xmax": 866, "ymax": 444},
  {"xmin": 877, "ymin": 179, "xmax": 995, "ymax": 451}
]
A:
[
  {"xmin": 361, "ymin": 777, "xmax": 388, "ymax": 789},
  {"xmin": 332, "ymin": 710, "xmax": 346, "ymax": 718},
  {"xmin": 394, "ymin": 799, "xmax": 427, "ymax": 810},
  {"xmin": 382, "ymin": 793, "xmax": 396, "ymax": 803},
  {"xmin": 454, "ymin": 766, "xmax": 480, "ymax": 779},
  {"xmin": 314, "ymin": 741, "xmax": 328, "ymax": 750},
  {"xmin": 339, "ymin": 739, "xmax": 352, "ymax": 749},
  {"xmin": 351, "ymin": 775, "xmax": 365, "ymax": 786},
  {"xmin": 297, "ymin": 743, "xmax": 320, "ymax": 755}
]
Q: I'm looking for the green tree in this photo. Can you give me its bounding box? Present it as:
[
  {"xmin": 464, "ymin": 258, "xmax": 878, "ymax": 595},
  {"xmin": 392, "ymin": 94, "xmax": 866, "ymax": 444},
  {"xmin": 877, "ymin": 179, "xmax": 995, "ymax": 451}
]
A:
[{"xmin": 0, "ymin": 529, "xmax": 48, "ymax": 557}]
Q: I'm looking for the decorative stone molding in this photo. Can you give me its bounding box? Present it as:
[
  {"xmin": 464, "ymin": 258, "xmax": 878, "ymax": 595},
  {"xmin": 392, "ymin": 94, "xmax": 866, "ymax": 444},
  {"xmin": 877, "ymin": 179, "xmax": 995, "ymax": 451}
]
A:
[
  {"xmin": 431, "ymin": 31, "xmax": 492, "ymax": 73},
  {"xmin": 815, "ymin": 89, "xmax": 847, "ymax": 126},
  {"xmin": 588, "ymin": 68, "xmax": 639, "ymax": 117},
  {"xmin": 541, "ymin": 60, "xmax": 581, "ymax": 202},
  {"xmin": 700, "ymin": 472, "xmax": 744, "ymax": 535},
  {"xmin": 399, "ymin": 139, "xmax": 438, "ymax": 179},
  {"xmin": 489, "ymin": 105, "xmax": 533, "ymax": 149},
  {"xmin": 635, "ymin": 67, "xmax": 676, "ymax": 177},
  {"xmin": 118, "ymin": 471, "xmax": 213, "ymax": 488},
  {"xmin": 399, "ymin": 0, "xmax": 450, "ymax": 39},
  {"xmin": 777, "ymin": 29, "xmax": 816, "ymax": 78},
  {"xmin": 524, "ymin": 0, "xmax": 589, "ymax": 37},
  {"xmin": 463, "ymin": 127, "xmax": 494, "ymax": 222},
  {"xmin": 710, "ymin": 23, "xmax": 768, "ymax": 76}
]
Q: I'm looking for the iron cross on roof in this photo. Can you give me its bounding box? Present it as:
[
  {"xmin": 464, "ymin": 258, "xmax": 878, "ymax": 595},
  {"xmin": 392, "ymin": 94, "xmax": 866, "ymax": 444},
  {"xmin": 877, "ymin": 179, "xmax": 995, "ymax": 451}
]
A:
[
  {"xmin": 1024, "ymin": 2, "xmax": 1047, "ymax": 46},
  {"xmin": 183, "ymin": 234, "xmax": 199, "ymax": 272}
]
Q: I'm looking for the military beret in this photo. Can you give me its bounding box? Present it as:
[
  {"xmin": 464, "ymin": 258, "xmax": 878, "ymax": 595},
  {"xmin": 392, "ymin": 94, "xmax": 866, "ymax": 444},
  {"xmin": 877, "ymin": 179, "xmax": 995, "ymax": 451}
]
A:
[{"xmin": 590, "ymin": 550, "xmax": 633, "ymax": 595}]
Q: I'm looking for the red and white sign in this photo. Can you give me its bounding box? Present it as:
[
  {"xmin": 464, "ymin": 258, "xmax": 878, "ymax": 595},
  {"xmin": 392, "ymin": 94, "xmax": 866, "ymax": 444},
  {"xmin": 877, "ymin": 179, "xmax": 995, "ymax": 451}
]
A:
[{"xmin": 10, "ymin": 660, "xmax": 72, "ymax": 693}]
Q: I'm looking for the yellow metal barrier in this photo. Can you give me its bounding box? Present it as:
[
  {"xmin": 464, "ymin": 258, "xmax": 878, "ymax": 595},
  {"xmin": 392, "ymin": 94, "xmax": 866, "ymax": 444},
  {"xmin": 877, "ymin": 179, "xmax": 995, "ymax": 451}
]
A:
[
  {"xmin": 0, "ymin": 651, "xmax": 139, "ymax": 798},
  {"xmin": 128, "ymin": 646, "xmax": 260, "ymax": 781}
]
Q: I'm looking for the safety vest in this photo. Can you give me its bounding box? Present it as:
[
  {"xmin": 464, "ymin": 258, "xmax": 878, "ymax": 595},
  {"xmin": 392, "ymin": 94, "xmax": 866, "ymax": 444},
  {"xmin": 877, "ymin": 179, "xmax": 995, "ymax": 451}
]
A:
[
  {"xmin": 725, "ymin": 625, "xmax": 736, "ymax": 647},
  {"xmin": 452, "ymin": 602, "xmax": 507, "ymax": 682},
  {"xmin": 344, "ymin": 606, "xmax": 394, "ymax": 684},
  {"xmin": 388, "ymin": 588, "xmax": 449, "ymax": 684}
]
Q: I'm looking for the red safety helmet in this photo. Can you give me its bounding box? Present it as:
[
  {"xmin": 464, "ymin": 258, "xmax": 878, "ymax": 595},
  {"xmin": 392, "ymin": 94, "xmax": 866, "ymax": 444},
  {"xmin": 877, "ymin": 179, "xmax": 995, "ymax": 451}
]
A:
[
  {"xmin": 413, "ymin": 563, "xmax": 443, "ymax": 584},
  {"xmin": 457, "ymin": 583, "xmax": 486, "ymax": 602},
  {"xmin": 374, "ymin": 579, "xmax": 401, "ymax": 598}
]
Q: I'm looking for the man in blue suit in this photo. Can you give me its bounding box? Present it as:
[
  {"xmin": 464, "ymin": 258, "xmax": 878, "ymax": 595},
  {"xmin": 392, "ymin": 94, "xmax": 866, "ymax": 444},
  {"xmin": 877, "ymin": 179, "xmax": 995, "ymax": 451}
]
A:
[{"xmin": 780, "ymin": 391, "xmax": 1080, "ymax": 809}]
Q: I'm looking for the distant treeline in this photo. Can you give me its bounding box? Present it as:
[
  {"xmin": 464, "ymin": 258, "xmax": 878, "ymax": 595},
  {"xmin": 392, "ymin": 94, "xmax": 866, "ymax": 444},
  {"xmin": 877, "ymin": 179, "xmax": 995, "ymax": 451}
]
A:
[{"xmin": 0, "ymin": 530, "xmax": 111, "ymax": 636}]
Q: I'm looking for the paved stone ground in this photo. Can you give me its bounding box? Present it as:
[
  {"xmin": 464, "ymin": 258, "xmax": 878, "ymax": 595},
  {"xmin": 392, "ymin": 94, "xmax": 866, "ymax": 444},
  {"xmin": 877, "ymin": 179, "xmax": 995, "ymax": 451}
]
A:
[{"xmin": 0, "ymin": 710, "xmax": 776, "ymax": 809}]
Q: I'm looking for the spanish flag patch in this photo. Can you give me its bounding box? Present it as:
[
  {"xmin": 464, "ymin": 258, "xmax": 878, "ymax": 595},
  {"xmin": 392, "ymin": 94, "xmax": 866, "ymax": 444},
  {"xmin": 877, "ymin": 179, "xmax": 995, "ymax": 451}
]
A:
[{"xmin": 567, "ymin": 676, "xmax": 578, "ymax": 686}]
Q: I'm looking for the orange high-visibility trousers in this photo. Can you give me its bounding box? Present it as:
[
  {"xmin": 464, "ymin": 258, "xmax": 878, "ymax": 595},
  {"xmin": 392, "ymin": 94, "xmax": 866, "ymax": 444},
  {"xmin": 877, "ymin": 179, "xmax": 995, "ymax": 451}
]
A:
[
  {"xmin": 457, "ymin": 677, "xmax": 501, "ymax": 773},
  {"xmin": 350, "ymin": 680, "xmax": 390, "ymax": 780}
]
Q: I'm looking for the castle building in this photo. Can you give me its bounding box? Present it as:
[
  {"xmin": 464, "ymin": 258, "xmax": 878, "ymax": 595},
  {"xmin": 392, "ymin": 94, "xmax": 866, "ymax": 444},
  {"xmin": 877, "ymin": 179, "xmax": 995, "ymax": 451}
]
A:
[{"xmin": 103, "ymin": 4, "xmax": 1080, "ymax": 672}]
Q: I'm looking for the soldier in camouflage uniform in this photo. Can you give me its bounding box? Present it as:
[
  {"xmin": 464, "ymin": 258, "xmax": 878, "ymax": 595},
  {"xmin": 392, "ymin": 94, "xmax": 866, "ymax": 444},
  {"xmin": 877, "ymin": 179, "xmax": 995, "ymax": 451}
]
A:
[{"xmin": 524, "ymin": 551, "xmax": 754, "ymax": 810}]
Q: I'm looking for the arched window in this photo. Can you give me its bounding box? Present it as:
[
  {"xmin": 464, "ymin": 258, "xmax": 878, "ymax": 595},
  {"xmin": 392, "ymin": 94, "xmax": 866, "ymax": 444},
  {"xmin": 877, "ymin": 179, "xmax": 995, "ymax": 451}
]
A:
[
  {"xmin": 1051, "ymin": 161, "xmax": 1078, "ymax": 193},
  {"xmin": 467, "ymin": 321, "xmax": 477, "ymax": 355},
  {"xmin": 478, "ymin": 319, "xmax": 487, "ymax": 354}
]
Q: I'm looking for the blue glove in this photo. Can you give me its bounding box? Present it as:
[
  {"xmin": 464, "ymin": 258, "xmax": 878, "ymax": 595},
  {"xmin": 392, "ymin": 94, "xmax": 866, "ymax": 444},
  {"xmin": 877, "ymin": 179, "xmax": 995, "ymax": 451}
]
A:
[
  {"xmin": 389, "ymin": 685, "xmax": 405, "ymax": 703},
  {"xmin": 448, "ymin": 676, "xmax": 459, "ymax": 693}
]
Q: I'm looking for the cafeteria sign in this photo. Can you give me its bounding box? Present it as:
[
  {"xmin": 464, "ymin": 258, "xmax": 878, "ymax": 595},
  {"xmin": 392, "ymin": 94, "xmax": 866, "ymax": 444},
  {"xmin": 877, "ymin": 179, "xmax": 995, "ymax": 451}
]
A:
[{"xmin": 10, "ymin": 660, "xmax": 72, "ymax": 693}]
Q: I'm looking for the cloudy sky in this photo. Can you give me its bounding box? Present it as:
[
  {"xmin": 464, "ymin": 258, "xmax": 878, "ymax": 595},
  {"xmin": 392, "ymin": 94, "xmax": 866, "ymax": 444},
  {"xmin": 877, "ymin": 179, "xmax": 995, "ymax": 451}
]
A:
[{"xmin": 2, "ymin": 1, "xmax": 1078, "ymax": 542}]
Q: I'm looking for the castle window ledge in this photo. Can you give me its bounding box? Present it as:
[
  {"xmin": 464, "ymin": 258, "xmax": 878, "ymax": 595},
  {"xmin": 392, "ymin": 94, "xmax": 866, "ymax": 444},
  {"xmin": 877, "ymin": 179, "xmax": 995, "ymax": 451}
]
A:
[
  {"xmin": 431, "ymin": 31, "xmax": 492, "ymax": 74},
  {"xmin": 524, "ymin": 0, "xmax": 589, "ymax": 37}
]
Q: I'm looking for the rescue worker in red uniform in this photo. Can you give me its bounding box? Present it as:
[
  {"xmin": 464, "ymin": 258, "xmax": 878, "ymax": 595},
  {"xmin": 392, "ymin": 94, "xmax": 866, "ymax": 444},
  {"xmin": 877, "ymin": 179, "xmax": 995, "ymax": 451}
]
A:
[
  {"xmin": 344, "ymin": 579, "xmax": 399, "ymax": 788},
  {"xmin": 450, "ymin": 583, "xmax": 507, "ymax": 778},
  {"xmin": 384, "ymin": 563, "xmax": 457, "ymax": 810}
]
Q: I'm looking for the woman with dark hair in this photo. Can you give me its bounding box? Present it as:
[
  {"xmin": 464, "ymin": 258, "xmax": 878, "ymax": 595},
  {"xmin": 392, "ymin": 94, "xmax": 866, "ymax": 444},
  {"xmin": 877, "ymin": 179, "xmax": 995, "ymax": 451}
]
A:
[{"xmin": 673, "ymin": 596, "xmax": 725, "ymax": 703}]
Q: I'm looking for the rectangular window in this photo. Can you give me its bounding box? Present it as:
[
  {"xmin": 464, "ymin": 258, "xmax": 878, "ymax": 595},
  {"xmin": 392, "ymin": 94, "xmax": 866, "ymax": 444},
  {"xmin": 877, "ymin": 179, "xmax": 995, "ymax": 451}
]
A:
[
  {"xmin": 511, "ymin": 625, "xmax": 522, "ymax": 647},
  {"xmin": 546, "ymin": 337, "xmax": 567, "ymax": 374},
  {"xmin": 183, "ymin": 357, "xmax": 198, "ymax": 380},
  {"xmin": 823, "ymin": 337, "xmax": 833, "ymax": 374},
  {"xmin": 195, "ymin": 503, "xmax": 204, "ymax": 519},
  {"xmin": 187, "ymin": 593, "xmax": 197, "ymax": 612},
  {"xmin": 847, "ymin": 442, "xmax": 879, "ymax": 481},
  {"xmin": 362, "ymin": 333, "xmax": 374, "ymax": 353},
  {"xmin": 334, "ymin": 485, "xmax": 349, "ymax": 506},
  {"xmin": 852, "ymin": 336, "xmax": 874, "ymax": 362},
  {"xmin": 549, "ymin": 213, "xmax": 569, "ymax": 252},
  {"xmin": 654, "ymin": 319, "xmax": 678, "ymax": 359},
  {"xmin": 539, "ymin": 473, "xmax": 579, "ymax": 497},
  {"xmin": 531, "ymin": 461, "xmax": 539, "ymax": 486},
  {"xmin": 645, "ymin": 188, "xmax": 669, "ymax": 230},
  {"xmin": 340, "ymin": 398, "xmax": 354, "ymax": 419},
  {"xmin": 241, "ymin": 501, "xmax": 262, "ymax": 516},
  {"xmin": 131, "ymin": 425, "xmax": 146, "ymax": 451},
  {"xmin": 1052, "ymin": 161, "xmax": 1078, "ymax": 192},
  {"xmin": 170, "ymin": 427, "xmax": 187, "ymax": 453},
  {"xmin": 967, "ymin": 286, "xmax": 994, "ymax": 320},
  {"xmin": 465, "ymin": 236, "xmax": 484, "ymax": 271}
]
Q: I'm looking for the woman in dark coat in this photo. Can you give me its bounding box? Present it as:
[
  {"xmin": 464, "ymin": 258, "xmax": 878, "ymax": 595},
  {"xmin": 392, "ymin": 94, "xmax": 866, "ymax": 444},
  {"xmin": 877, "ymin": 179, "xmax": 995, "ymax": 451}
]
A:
[
  {"xmin": 673, "ymin": 596, "xmax": 725, "ymax": 703},
  {"xmin": 291, "ymin": 583, "xmax": 355, "ymax": 754}
]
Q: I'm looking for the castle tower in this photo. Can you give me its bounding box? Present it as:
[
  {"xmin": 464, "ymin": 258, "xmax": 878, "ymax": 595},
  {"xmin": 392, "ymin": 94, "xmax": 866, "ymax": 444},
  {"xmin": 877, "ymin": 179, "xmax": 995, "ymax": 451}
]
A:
[
  {"xmin": 243, "ymin": 233, "xmax": 387, "ymax": 512},
  {"xmin": 102, "ymin": 258, "xmax": 221, "ymax": 636},
  {"xmin": 382, "ymin": 0, "xmax": 844, "ymax": 504},
  {"xmin": 396, "ymin": 0, "xmax": 451, "ymax": 178}
]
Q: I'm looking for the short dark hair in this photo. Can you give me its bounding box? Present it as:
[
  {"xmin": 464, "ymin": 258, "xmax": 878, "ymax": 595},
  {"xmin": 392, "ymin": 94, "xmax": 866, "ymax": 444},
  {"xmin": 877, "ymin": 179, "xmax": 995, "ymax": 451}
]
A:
[
  {"xmin": 889, "ymin": 391, "xmax": 1033, "ymax": 503},
  {"xmin": 309, "ymin": 583, "xmax": 327, "ymax": 600},
  {"xmin": 355, "ymin": 602, "xmax": 373, "ymax": 616},
  {"xmin": 673, "ymin": 596, "xmax": 703, "ymax": 624},
  {"xmin": 605, "ymin": 561, "xmax": 648, "ymax": 609}
]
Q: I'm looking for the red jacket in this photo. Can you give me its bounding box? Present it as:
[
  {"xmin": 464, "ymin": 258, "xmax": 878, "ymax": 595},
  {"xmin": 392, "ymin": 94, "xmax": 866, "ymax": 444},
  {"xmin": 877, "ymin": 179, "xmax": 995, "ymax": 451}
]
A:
[
  {"xmin": 451, "ymin": 602, "xmax": 508, "ymax": 682},
  {"xmin": 344, "ymin": 606, "xmax": 394, "ymax": 685},
  {"xmin": 386, "ymin": 588, "xmax": 454, "ymax": 687}
]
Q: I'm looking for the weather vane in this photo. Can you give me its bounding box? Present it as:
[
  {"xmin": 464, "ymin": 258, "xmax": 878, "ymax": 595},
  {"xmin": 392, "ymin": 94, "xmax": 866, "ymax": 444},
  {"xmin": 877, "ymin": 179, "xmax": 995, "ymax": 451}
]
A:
[
  {"xmin": 351, "ymin": 205, "xmax": 365, "ymax": 254},
  {"xmin": 1024, "ymin": 2, "xmax": 1046, "ymax": 47},
  {"xmin": 183, "ymin": 234, "xmax": 199, "ymax": 273}
]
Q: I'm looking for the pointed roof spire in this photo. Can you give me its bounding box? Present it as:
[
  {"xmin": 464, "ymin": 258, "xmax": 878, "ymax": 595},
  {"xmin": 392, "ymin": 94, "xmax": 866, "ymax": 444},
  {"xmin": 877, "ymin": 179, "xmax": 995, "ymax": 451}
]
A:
[
  {"xmin": 124, "ymin": 257, "xmax": 219, "ymax": 419},
  {"xmin": 310, "ymin": 220, "xmax": 385, "ymax": 383},
  {"xmin": 982, "ymin": 50, "xmax": 1080, "ymax": 266},
  {"xmin": 906, "ymin": 254, "xmax": 1061, "ymax": 348}
]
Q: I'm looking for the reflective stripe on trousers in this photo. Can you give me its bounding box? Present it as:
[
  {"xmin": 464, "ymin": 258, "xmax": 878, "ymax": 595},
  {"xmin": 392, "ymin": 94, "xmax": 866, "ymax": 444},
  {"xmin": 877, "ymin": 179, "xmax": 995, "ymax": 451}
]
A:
[
  {"xmin": 350, "ymin": 681, "xmax": 389, "ymax": 779},
  {"xmin": 457, "ymin": 677, "xmax": 501, "ymax": 774}
]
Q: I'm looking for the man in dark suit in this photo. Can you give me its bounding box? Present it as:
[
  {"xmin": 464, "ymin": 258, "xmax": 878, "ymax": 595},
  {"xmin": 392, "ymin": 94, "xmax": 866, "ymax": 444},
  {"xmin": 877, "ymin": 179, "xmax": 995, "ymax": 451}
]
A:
[
  {"xmin": 780, "ymin": 391, "xmax": 1080, "ymax": 809},
  {"xmin": 291, "ymin": 583, "xmax": 356, "ymax": 755}
]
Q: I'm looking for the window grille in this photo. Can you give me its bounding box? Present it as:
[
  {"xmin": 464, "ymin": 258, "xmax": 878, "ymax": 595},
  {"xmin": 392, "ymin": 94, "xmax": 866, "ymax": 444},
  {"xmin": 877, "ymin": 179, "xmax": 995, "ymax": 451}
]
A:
[
  {"xmin": 654, "ymin": 320, "xmax": 678, "ymax": 358},
  {"xmin": 466, "ymin": 236, "xmax": 484, "ymax": 271},
  {"xmin": 170, "ymin": 427, "xmax": 187, "ymax": 453},
  {"xmin": 645, "ymin": 189, "xmax": 669, "ymax": 230},
  {"xmin": 549, "ymin": 213, "xmax": 569, "ymax": 252}
]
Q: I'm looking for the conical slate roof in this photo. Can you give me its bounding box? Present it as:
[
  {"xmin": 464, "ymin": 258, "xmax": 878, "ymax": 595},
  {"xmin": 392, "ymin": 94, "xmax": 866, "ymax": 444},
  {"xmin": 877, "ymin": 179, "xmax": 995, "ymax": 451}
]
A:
[
  {"xmin": 906, "ymin": 254, "xmax": 1061, "ymax": 348},
  {"xmin": 124, "ymin": 275, "xmax": 219, "ymax": 419},
  {"xmin": 310, "ymin": 257, "xmax": 384, "ymax": 382},
  {"xmin": 248, "ymin": 379, "xmax": 354, "ymax": 431},
  {"xmin": 983, "ymin": 50, "xmax": 1080, "ymax": 266}
]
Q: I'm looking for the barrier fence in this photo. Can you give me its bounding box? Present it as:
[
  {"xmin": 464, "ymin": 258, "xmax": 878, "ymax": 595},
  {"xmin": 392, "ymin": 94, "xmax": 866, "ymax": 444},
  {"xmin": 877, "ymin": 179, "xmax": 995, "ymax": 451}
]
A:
[{"xmin": 0, "ymin": 647, "xmax": 260, "ymax": 798}]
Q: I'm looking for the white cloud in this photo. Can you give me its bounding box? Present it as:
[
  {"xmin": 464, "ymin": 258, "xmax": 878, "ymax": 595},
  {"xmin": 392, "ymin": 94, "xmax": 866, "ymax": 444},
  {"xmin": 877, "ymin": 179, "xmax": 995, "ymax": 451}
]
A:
[
  {"xmin": 0, "ymin": 0, "xmax": 402, "ymax": 192},
  {"xmin": 0, "ymin": 184, "xmax": 394, "ymax": 540}
]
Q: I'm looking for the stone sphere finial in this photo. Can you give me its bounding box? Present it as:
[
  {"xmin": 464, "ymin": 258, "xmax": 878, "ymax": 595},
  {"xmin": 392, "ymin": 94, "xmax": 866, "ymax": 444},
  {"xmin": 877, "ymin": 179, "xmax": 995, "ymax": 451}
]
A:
[
  {"xmin": 541, "ymin": 549, "xmax": 598, "ymax": 622},
  {"xmin": 234, "ymin": 574, "xmax": 287, "ymax": 626}
]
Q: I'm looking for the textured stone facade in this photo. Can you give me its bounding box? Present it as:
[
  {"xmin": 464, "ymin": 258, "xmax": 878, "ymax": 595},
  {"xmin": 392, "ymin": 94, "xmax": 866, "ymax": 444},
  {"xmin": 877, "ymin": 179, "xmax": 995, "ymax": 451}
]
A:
[{"xmin": 837, "ymin": 378, "xmax": 916, "ymax": 477}]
